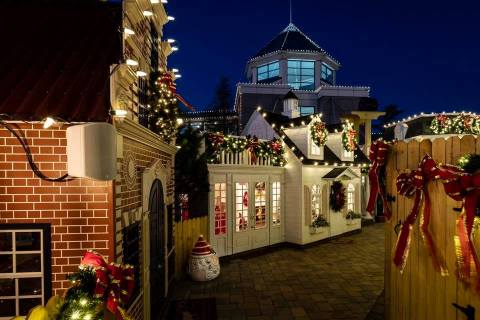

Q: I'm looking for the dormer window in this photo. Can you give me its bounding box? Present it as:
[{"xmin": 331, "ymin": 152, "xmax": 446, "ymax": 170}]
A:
[
  {"xmin": 288, "ymin": 60, "xmax": 315, "ymax": 90},
  {"xmin": 257, "ymin": 61, "xmax": 279, "ymax": 82},
  {"xmin": 311, "ymin": 142, "xmax": 322, "ymax": 156},
  {"xmin": 321, "ymin": 63, "xmax": 334, "ymax": 84},
  {"xmin": 343, "ymin": 150, "xmax": 353, "ymax": 158}
]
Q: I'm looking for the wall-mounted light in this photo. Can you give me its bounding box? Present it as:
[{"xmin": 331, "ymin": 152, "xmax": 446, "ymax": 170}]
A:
[
  {"xmin": 167, "ymin": 16, "xmax": 175, "ymax": 21},
  {"xmin": 43, "ymin": 117, "xmax": 56, "ymax": 129},
  {"xmin": 111, "ymin": 109, "xmax": 128, "ymax": 118},
  {"xmin": 167, "ymin": 38, "xmax": 175, "ymax": 43},
  {"xmin": 136, "ymin": 71, "xmax": 147, "ymax": 77},
  {"xmin": 171, "ymin": 46, "xmax": 179, "ymax": 51},
  {"xmin": 143, "ymin": 10, "xmax": 153, "ymax": 16},
  {"xmin": 124, "ymin": 27, "xmax": 135, "ymax": 35},
  {"xmin": 126, "ymin": 59, "xmax": 138, "ymax": 66},
  {"xmin": 175, "ymin": 74, "xmax": 182, "ymax": 79}
]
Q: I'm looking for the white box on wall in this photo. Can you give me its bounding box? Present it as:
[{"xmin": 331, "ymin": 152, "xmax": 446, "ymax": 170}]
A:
[{"xmin": 66, "ymin": 123, "xmax": 117, "ymax": 180}]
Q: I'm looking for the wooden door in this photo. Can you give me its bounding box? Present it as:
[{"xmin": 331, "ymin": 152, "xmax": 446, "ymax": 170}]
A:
[{"xmin": 149, "ymin": 179, "xmax": 165, "ymax": 317}]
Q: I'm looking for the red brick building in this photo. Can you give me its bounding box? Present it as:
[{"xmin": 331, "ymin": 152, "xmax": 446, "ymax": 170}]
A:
[{"xmin": 0, "ymin": 1, "xmax": 178, "ymax": 319}]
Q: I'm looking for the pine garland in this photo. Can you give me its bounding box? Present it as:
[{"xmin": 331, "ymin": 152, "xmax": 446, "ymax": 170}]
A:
[{"xmin": 341, "ymin": 121, "xmax": 358, "ymax": 152}]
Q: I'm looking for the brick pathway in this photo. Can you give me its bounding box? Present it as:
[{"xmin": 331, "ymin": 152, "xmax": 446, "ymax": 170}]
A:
[{"xmin": 172, "ymin": 224, "xmax": 385, "ymax": 320}]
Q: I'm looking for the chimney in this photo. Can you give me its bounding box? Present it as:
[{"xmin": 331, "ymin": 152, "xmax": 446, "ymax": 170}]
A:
[{"xmin": 282, "ymin": 91, "xmax": 300, "ymax": 118}]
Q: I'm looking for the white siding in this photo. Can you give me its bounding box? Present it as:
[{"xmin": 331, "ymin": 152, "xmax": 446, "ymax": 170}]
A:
[{"xmin": 284, "ymin": 127, "xmax": 309, "ymax": 155}]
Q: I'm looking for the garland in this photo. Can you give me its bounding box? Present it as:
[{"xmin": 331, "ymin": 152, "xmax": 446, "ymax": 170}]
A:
[
  {"xmin": 206, "ymin": 133, "xmax": 286, "ymax": 166},
  {"xmin": 329, "ymin": 181, "xmax": 346, "ymax": 212},
  {"xmin": 394, "ymin": 154, "xmax": 480, "ymax": 284},
  {"xmin": 341, "ymin": 121, "xmax": 358, "ymax": 152},
  {"xmin": 430, "ymin": 113, "xmax": 480, "ymax": 135},
  {"xmin": 310, "ymin": 117, "xmax": 328, "ymax": 147}
]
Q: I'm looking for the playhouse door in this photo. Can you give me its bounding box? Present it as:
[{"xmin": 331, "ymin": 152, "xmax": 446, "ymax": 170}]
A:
[
  {"xmin": 233, "ymin": 180, "xmax": 251, "ymax": 254},
  {"xmin": 251, "ymin": 180, "xmax": 269, "ymax": 249}
]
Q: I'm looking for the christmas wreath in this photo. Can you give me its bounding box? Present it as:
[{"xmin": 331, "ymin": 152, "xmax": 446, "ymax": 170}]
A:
[
  {"xmin": 329, "ymin": 181, "xmax": 346, "ymax": 212},
  {"xmin": 310, "ymin": 117, "xmax": 328, "ymax": 147},
  {"xmin": 429, "ymin": 114, "xmax": 452, "ymax": 134},
  {"xmin": 341, "ymin": 121, "xmax": 358, "ymax": 152},
  {"xmin": 451, "ymin": 114, "xmax": 480, "ymax": 134}
]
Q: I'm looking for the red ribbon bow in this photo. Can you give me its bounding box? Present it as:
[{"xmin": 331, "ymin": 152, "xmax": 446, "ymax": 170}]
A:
[
  {"xmin": 394, "ymin": 155, "xmax": 480, "ymax": 283},
  {"xmin": 247, "ymin": 136, "xmax": 261, "ymax": 163},
  {"xmin": 80, "ymin": 251, "xmax": 135, "ymax": 319},
  {"xmin": 159, "ymin": 72, "xmax": 194, "ymax": 111},
  {"xmin": 366, "ymin": 139, "xmax": 391, "ymax": 220}
]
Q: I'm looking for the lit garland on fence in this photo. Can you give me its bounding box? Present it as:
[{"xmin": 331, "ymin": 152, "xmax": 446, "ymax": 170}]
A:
[
  {"xmin": 206, "ymin": 133, "xmax": 286, "ymax": 166},
  {"xmin": 341, "ymin": 120, "xmax": 358, "ymax": 152},
  {"xmin": 310, "ymin": 116, "xmax": 328, "ymax": 147},
  {"xmin": 430, "ymin": 113, "xmax": 480, "ymax": 135}
]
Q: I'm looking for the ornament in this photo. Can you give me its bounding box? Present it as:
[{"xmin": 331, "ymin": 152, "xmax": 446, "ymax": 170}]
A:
[{"xmin": 310, "ymin": 117, "xmax": 328, "ymax": 147}]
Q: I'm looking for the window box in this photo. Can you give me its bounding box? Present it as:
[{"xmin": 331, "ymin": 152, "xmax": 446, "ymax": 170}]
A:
[{"xmin": 309, "ymin": 226, "xmax": 327, "ymax": 234}]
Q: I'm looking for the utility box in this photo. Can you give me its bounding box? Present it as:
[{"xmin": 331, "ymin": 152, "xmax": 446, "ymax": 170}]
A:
[{"xmin": 66, "ymin": 123, "xmax": 116, "ymax": 180}]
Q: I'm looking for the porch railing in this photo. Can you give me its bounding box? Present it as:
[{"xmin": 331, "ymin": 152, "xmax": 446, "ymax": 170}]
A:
[{"xmin": 214, "ymin": 150, "xmax": 274, "ymax": 166}]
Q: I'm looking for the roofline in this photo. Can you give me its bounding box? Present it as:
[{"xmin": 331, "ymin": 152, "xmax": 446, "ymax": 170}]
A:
[{"xmin": 248, "ymin": 49, "xmax": 341, "ymax": 66}]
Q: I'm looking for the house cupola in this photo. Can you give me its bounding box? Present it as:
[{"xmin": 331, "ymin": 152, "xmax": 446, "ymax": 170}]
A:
[{"xmin": 282, "ymin": 90, "xmax": 300, "ymax": 118}]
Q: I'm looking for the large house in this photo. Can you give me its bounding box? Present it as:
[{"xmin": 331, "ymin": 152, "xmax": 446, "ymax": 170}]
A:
[
  {"xmin": 235, "ymin": 23, "xmax": 374, "ymax": 130},
  {"xmin": 0, "ymin": 1, "xmax": 178, "ymax": 319}
]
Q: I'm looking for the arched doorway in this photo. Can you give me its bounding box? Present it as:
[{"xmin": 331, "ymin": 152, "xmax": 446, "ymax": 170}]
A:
[{"xmin": 149, "ymin": 179, "xmax": 165, "ymax": 316}]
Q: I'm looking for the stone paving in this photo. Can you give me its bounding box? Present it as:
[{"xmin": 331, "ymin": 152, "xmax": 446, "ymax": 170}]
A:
[{"xmin": 172, "ymin": 224, "xmax": 385, "ymax": 320}]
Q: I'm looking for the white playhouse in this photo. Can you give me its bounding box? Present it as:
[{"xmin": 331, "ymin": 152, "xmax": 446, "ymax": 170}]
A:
[{"xmin": 206, "ymin": 95, "xmax": 371, "ymax": 256}]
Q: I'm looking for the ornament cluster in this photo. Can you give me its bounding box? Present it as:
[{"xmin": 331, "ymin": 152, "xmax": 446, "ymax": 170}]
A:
[
  {"xmin": 206, "ymin": 133, "xmax": 286, "ymax": 166},
  {"xmin": 430, "ymin": 113, "xmax": 480, "ymax": 135}
]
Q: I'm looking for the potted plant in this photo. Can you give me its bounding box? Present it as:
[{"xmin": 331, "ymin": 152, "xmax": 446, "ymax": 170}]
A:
[
  {"xmin": 310, "ymin": 215, "xmax": 330, "ymax": 234},
  {"xmin": 346, "ymin": 210, "xmax": 362, "ymax": 225}
]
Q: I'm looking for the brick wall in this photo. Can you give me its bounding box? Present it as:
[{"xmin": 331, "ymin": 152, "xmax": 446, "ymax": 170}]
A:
[{"xmin": 0, "ymin": 122, "xmax": 114, "ymax": 296}]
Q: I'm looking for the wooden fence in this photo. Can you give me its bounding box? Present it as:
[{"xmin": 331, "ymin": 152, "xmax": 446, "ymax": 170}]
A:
[
  {"xmin": 385, "ymin": 135, "xmax": 480, "ymax": 320},
  {"xmin": 175, "ymin": 216, "xmax": 208, "ymax": 278}
]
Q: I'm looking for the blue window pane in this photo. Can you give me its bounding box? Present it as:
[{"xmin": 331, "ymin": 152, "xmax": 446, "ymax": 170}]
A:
[
  {"xmin": 287, "ymin": 59, "xmax": 315, "ymax": 90},
  {"xmin": 258, "ymin": 65, "xmax": 268, "ymax": 73},
  {"xmin": 301, "ymin": 61, "xmax": 315, "ymax": 68},
  {"xmin": 288, "ymin": 60, "xmax": 301, "ymax": 68},
  {"xmin": 257, "ymin": 73, "xmax": 267, "ymax": 81},
  {"xmin": 269, "ymin": 62, "xmax": 279, "ymax": 71},
  {"xmin": 301, "ymin": 68, "xmax": 315, "ymax": 76},
  {"xmin": 300, "ymin": 76, "xmax": 315, "ymax": 82},
  {"xmin": 299, "ymin": 83, "xmax": 315, "ymax": 90},
  {"xmin": 269, "ymin": 69, "xmax": 279, "ymax": 77},
  {"xmin": 300, "ymin": 106, "xmax": 315, "ymax": 116}
]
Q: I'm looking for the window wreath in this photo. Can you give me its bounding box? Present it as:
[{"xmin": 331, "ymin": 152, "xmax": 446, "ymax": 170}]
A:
[
  {"xmin": 330, "ymin": 181, "xmax": 346, "ymax": 212},
  {"xmin": 310, "ymin": 117, "xmax": 328, "ymax": 147}
]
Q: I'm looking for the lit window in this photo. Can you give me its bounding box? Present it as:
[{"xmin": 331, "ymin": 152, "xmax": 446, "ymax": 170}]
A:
[
  {"xmin": 214, "ymin": 183, "xmax": 227, "ymax": 235},
  {"xmin": 347, "ymin": 183, "xmax": 355, "ymax": 211},
  {"xmin": 311, "ymin": 184, "xmax": 321, "ymax": 222},
  {"xmin": 235, "ymin": 182, "xmax": 249, "ymax": 232},
  {"xmin": 272, "ymin": 182, "xmax": 281, "ymax": 225},
  {"xmin": 254, "ymin": 182, "xmax": 267, "ymax": 229},
  {"xmin": 344, "ymin": 149, "xmax": 353, "ymax": 158},
  {"xmin": 257, "ymin": 61, "xmax": 279, "ymax": 82},
  {"xmin": 288, "ymin": 60, "xmax": 315, "ymax": 90},
  {"xmin": 0, "ymin": 226, "xmax": 50, "ymax": 318},
  {"xmin": 321, "ymin": 63, "xmax": 334, "ymax": 84},
  {"xmin": 300, "ymin": 106, "xmax": 315, "ymax": 116}
]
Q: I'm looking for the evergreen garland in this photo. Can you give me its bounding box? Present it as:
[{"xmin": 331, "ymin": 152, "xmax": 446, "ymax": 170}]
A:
[
  {"xmin": 341, "ymin": 121, "xmax": 358, "ymax": 152},
  {"xmin": 310, "ymin": 117, "xmax": 328, "ymax": 147},
  {"xmin": 330, "ymin": 181, "xmax": 346, "ymax": 212}
]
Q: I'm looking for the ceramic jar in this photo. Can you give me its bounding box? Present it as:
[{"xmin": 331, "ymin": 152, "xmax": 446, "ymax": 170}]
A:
[{"xmin": 188, "ymin": 235, "xmax": 220, "ymax": 281}]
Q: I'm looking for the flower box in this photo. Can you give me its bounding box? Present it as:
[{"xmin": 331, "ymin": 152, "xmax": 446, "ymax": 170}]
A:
[
  {"xmin": 310, "ymin": 226, "xmax": 327, "ymax": 234},
  {"xmin": 346, "ymin": 218, "xmax": 361, "ymax": 226}
]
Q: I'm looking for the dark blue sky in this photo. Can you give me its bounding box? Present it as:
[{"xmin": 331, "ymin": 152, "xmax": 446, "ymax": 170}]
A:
[{"xmin": 165, "ymin": 0, "xmax": 480, "ymax": 115}]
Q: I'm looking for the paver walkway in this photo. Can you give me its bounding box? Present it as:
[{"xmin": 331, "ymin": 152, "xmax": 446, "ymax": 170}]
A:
[{"xmin": 172, "ymin": 224, "xmax": 385, "ymax": 320}]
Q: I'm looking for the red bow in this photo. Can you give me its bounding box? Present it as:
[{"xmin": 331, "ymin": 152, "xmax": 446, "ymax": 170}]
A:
[
  {"xmin": 80, "ymin": 251, "xmax": 135, "ymax": 319},
  {"xmin": 159, "ymin": 72, "xmax": 194, "ymax": 111},
  {"xmin": 247, "ymin": 136, "xmax": 261, "ymax": 163},
  {"xmin": 366, "ymin": 139, "xmax": 391, "ymax": 220},
  {"xmin": 394, "ymin": 155, "xmax": 480, "ymax": 283}
]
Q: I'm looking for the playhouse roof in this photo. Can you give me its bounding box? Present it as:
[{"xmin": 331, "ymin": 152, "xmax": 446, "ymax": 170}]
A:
[
  {"xmin": 0, "ymin": 1, "xmax": 122, "ymax": 122},
  {"xmin": 260, "ymin": 110, "xmax": 370, "ymax": 165}
]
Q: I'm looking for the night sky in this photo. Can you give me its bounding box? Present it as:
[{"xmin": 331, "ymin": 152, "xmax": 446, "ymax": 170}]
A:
[{"xmin": 165, "ymin": 0, "xmax": 480, "ymax": 115}]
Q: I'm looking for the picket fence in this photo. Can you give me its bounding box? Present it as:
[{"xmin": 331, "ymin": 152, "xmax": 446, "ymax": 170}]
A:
[
  {"xmin": 174, "ymin": 216, "xmax": 208, "ymax": 278},
  {"xmin": 385, "ymin": 135, "xmax": 480, "ymax": 320}
]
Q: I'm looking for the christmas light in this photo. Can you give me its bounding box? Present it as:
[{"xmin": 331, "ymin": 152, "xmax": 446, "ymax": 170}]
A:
[
  {"xmin": 143, "ymin": 10, "xmax": 153, "ymax": 16},
  {"xmin": 167, "ymin": 38, "xmax": 175, "ymax": 43},
  {"xmin": 167, "ymin": 16, "xmax": 175, "ymax": 21},
  {"xmin": 136, "ymin": 71, "xmax": 147, "ymax": 77},
  {"xmin": 126, "ymin": 59, "xmax": 138, "ymax": 66},
  {"xmin": 124, "ymin": 27, "xmax": 135, "ymax": 35},
  {"xmin": 171, "ymin": 46, "xmax": 179, "ymax": 51}
]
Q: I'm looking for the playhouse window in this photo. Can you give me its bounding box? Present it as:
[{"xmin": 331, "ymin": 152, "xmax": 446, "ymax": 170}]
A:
[
  {"xmin": 214, "ymin": 183, "xmax": 227, "ymax": 235},
  {"xmin": 255, "ymin": 182, "xmax": 267, "ymax": 229},
  {"xmin": 311, "ymin": 184, "xmax": 321, "ymax": 222},
  {"xmin": 272, "ymin": 182, "xmax": 281, "ymax": 225},
  {"xmin": 344, "ymin": 149, "xmax": 353, "ymax": 158},
  {"xmin": 347, "ymin": 183, "xmax": 355, "ymax": 211},
  {"xmin": 0, "ymin": 226, "xmax": 51, "ymax": 318},
  {"xmin": 235, "ymin": 182, "xmax": 249, "ymax": 232},
  {"xmin": 311, "ymin": 141, "xmax": 321, "ymax": 155}
]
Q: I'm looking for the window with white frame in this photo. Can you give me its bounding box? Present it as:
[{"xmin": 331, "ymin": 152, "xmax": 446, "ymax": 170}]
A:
[
  {"xmin": 0, "ymin": 225, "xmax": 50, "ymax": 318},
  {"xmin": 214, "ymin": 183, "xmax": 227, "ymax": 235},
  {"xmin": 347, "ymin": 183, "xmax": 355, "ymax": 211},
  {"xmin": 271, "ymin": 182, "xmax": 281, "ymax": 225},
  {"xmin": 235, "ymin": 182, "xmax": 249, "ymax": 232},
  {"xmin": 311, "ymin": 184, "xmax": 321, "ymax": 222},
  {"xmin": 311, "ymin": 141, "xmax": 321, "ymax": 156},
  {"xmin": 254, "ymin": 182, "xmax": 267, "ymax": 229},
  {"xmin": 343, "ymin": 149, "xmax": 353, "ymax": 158}
]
